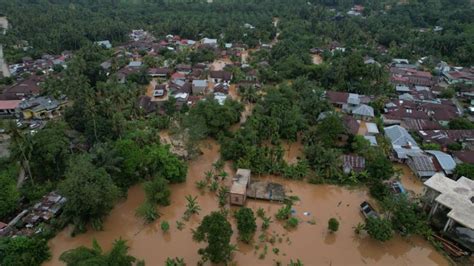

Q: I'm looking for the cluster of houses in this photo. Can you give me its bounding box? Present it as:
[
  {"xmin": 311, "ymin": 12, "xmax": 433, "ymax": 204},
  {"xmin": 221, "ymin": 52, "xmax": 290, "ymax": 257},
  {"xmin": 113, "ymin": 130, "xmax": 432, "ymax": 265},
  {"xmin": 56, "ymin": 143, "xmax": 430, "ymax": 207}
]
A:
[
  {"xmin": 320, "ymin": 55, "xmax": 473, "ymax": 253},
  {"xmin": 0, "ymin": 192, "xmax": 66, "ymax": 237},
  {"xmin": 96, "ymin": 29, "xmax": 261, "ymax": 114}
]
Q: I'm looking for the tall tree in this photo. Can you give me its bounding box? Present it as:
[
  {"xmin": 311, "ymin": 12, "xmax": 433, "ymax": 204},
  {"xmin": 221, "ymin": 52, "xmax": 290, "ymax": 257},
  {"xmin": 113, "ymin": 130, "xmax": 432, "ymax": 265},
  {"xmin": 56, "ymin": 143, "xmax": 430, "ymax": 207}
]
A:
[
  {"xmin": 193, "ymin": 211, "xmax": 234, "ymax": 264},
  {"xmin": 59, "ymin": 155, "xmax": 119, "ymax": 234}
]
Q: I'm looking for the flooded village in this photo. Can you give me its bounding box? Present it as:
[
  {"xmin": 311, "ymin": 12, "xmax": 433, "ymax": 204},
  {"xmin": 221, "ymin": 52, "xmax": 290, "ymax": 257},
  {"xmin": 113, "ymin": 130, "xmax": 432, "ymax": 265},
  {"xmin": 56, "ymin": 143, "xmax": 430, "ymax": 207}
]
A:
[
  {"xmin": 0, "ymin": 1, "xmax": 473, "ymax": 266},
  {"xmin": 45, "ymin": 140, "xmax": 449, "ymax": 266}
]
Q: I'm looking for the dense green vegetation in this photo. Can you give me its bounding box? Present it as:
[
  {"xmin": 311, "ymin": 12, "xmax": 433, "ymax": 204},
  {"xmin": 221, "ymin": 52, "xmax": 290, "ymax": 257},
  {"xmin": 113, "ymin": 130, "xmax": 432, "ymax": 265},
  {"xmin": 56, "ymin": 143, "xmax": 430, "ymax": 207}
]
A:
[
  {"xmin": 234, "ymin": 207, "xmax": 257, "ymax": 243},
  {"xmin": 59, "ymin": 239, "xmax": 140, "ymax": 266},
  {"xmin": 0, "ymin": 236, "xmax": 51, "ymax": 266},
  {"xmin": 193, "ymin": 211, "xmax": 234, "ymax": 264}
]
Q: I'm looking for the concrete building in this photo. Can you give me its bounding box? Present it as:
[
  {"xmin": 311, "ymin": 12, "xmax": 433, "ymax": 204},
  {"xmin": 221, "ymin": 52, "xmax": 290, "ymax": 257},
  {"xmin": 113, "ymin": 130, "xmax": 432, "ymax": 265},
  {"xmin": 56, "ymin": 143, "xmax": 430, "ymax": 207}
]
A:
[
  {"xmin": 424, "ymin": 173, "xmax": 474, "ymax": 232},
  {"xmin": 230, "ymin": 169, "xmax": 251, "ymax": 206}
]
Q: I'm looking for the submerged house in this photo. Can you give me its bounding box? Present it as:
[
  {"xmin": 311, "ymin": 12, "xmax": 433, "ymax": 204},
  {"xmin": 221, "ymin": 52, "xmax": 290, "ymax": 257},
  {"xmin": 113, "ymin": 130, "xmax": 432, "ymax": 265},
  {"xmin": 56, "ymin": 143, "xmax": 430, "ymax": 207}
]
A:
[
  {"xmin": 385, "ymin": 125, "xmax": 422, "ymax": 161},
  {"xmin": 406, "ymin": 154, "xmax": 437, "ymax": 180},
  {"xmin": 230, "ymin": 169, "xmax": 251, "ymax": 206}
]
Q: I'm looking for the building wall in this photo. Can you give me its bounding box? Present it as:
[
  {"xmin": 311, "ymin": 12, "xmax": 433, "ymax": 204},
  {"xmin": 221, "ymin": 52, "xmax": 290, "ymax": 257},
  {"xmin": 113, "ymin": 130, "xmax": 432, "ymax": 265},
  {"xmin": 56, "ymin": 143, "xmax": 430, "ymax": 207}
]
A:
[{"xmin": 230, "ymin": 193, "xmax": 245, "ymax": 206}]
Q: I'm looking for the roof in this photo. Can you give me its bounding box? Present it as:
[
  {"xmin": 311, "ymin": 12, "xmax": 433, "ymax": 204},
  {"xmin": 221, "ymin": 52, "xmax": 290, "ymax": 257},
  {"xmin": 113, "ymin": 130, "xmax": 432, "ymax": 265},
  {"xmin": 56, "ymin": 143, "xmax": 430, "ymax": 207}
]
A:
[
  {"xmin": 408, "ymin": 154, "xmax": 436, "ymax": 172},
  {"xmin": 210, "ymin": 71, "xmax": 232, "ymax": 80},
  {"xmin": 426, "ymin": 150, "xmax": 457, "ymax": 174},
  {"xmin": 364, "ymin": 135, "xmax": 378, "ymax": 146},
  {"xmin": 0, "ymin": 100, "xmax": 21, "ymax": 110},
  {"xmin": 192, "ymin": 79, "xmax": 207, "ymax": 87},
  {"xmin": 418, "ymin": 130, "xmax": 474, "ymax": 146},
  {"xmin": 385, "ymin": 125, "xmax": 418, "ymax": 147},
  {"xmin": 347, "ymin": 93, "xmax": 360, "ymax": 105},
  {"xmin": 342, "ymin": 154, "xmax": 366, "ymax": 170},
  {"xmin": 401, "ymin": 118, "xmax": 442, "ymax": 131},
  {"xmin": 96, "ymin": 40, "xmax": 112, "ymax": 49},
  {"xmin": 385, "ymin": 125, "xmax": 422, "ymax": 159},
  {"xmin": 342, "ymin": 115, "xmax": 360, "ymax": 135},
  {"xmin": 452, "ymin": 151, "xmax": 474, "ymax": 164},
  {"xmin": 128, "ymin": 61, "xmax": 142, "ymax": 67},
  {"xmin": 353, "ymin": 104, "xmax": 374, "ymax": 117},
  {"xmin": 230, "ymin": 169, "xmax": 251, "ymax": 195},
  {"xmin": 365, "ymin": 122, "xmax": 379, "ymax": 134},
  {"xmin": 325, "ymin": 91, "xmax": 348, "ymax": 104},
  {"xmin": 424, "ymin": 173, "xmax": 474, "ymax": 230},
  {"xmin": 148, "ymin": 67, "xmax": 170, "ymax": 75}
]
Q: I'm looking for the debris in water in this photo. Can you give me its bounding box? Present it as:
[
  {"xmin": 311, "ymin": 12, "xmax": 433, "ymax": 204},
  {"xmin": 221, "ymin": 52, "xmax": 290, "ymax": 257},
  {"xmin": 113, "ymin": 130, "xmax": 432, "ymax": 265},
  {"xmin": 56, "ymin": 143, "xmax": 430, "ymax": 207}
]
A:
[{"xmin": 337, "ymin": 201, "xmax": 342, "ymax": 207}]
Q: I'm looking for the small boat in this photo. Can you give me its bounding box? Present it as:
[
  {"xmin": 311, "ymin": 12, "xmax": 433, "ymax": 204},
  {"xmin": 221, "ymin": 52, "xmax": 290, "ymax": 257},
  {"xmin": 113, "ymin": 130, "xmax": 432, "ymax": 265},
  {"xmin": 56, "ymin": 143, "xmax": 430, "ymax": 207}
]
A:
[{"xmin": 360, "ymin": 201, "xmax": 379, "ymax": 219}]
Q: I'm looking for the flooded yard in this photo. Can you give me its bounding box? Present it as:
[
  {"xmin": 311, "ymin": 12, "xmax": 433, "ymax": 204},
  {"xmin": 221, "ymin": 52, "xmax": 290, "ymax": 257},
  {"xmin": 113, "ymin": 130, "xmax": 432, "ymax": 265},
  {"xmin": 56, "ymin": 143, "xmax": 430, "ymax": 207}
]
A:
[
  {"xmin": 394, "ymin": 163, "xmax": 426, "ymax": 195},
  {"xmin": 45, "ymin": 140, "xmax": 448, "ymax": 266}
]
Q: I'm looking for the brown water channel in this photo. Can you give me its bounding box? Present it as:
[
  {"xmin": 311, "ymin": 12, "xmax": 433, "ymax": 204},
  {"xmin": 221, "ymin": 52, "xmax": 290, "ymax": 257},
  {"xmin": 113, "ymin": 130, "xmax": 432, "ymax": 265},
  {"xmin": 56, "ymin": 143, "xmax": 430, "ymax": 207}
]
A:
[{"xmin": 45, "ymin": 140, "xmax": 448, "ymax": 265}]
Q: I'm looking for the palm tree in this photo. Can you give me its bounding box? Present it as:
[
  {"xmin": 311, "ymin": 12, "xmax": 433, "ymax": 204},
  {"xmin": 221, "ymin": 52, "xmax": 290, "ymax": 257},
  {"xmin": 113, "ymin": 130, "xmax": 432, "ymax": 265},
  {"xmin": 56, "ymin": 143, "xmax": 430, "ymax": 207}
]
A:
[{"xmin": 184, "ymin": 195, "xmax": 201, "ymax": 220}]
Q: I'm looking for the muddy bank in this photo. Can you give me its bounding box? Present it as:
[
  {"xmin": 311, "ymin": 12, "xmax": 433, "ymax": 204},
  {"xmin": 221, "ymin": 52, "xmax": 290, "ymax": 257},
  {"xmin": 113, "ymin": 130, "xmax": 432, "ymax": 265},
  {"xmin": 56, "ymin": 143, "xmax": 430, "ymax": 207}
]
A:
[{"xmin": 45, "ymin": 141, "xmax": 448, "ymax": 265}]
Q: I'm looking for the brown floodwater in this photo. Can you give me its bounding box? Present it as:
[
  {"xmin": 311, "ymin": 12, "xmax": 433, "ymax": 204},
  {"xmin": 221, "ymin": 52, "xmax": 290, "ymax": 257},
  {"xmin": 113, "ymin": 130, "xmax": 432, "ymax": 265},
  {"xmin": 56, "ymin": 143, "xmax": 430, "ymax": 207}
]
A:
[
  {"xmin": 45, "ymin": 140, "xmax": 448, "ymax": 266},
  {"xmin": 394, "ymin": 163, "xmax": 425, "ymax": 195}
]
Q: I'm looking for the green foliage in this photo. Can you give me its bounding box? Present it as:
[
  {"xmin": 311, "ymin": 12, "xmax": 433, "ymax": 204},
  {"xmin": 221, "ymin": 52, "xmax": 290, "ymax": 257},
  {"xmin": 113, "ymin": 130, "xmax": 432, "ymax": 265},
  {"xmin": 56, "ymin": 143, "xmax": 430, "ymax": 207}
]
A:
[
  {"xmin": 165, "ymin": 257, "xmax": 186, "ymax": 266},
  {"xmin": 135, "ymin": 201, "xmax": 159, "ymax": 224},
  {"xmin": 161, "ymin": 221, "xmax": 170, "ymax": 233},
  {"xmin": 304, "ymin": 143, "xmax": 342, "ymax": 180},
  {"xmin": 0, "ymin": 236, "xmax": 51, "ymax": 266},
  {"xmin": 351, "ymin": 135, "xmax": 372, "ymax": 156},
  {"xmin": 30, "ymin": 121, "xmax": 70, "ymax": 181},
  {"xmin": 143, "ymin": 177, "xmax": 170, "ymax": 206},
  {"xmin": 184, "ymin": 195, "xmax": 201, "ymax": 220},
  {"xmin": 366, "ymin": 149, "xmax": 394, "ymax": 181},
  {"xmin": 447, "ymin": 142, "xmax": 462, "ymax": 151},
  {"xmin": 209, "ymin": 180, "xmax": 219, "ymax": 192},
  {"xmin": 285, "ymin": 217, "xmax": 299, "ymax": 229},
  {"xmin": 183, "ymin": 97, "xmax": 243, "ymax": 139},
  {"xmin": 439, "ymin": 88, "xmax": 455, "ymax": 98},
  {"xmin": 382, "ymin": 195, "xmax": 430, "ymax": 236},
  {"xmin": 369, "ymin": 180, "xmax": 391, "ymax": 201},
  {"xmin": 217, "ymin": 186, "xmax": 229, "ymax": 207},
  {"xmin": 448, "ymin": 117, "xmax": 474, "ymax": 130},
  {"xmin": 421, "ymin": 143, "xmax": 441, "ymax": 151},
  {"xmin": 328, "ymin": 218, "xmax": 339, "ymax": 233},
  {"xmin": 59, "ymin": 155, "xmax": 119, "ymax": 234},
  {"xmin": 275, "ymin": 204, "xmax": 292, "ymax": 221},
  {"xmin": 59, "ymin": 238, "xmax": 137, "ymax": 266},
  {"xmin": 234, "ymin": 207, "xmax": 257, "ymax": 243},
  {"xmin": 0, "ymin": 173, "xmax": 19, "ymax": 219},
  {"xmin": 365, "ymin": 217, "xmax": 393, "ymax": 242},
  {"xmin": 288, "ymin": 259, "xmax": 304, "ymax": 266},
  {"xmin": 454, "ymin": 163, "xmax": 474, "ymax": 179},
  {"xmin": 312, "ymin": 114, "xmax": 347, "ymax": 147},
  {"xmin": 146, "ymin": 145, "xmax": 188, "ymax": 184},
  {"xmin": 261, "ymin": 216, "xmax": 272, "ymax": 230},
  {"xmin": 195, "ymin": 180, "xmax": 207, "ymax": 191},
  {"xmin": 193, "ymin": 211, "xmax": 233, "ymax": 264}
]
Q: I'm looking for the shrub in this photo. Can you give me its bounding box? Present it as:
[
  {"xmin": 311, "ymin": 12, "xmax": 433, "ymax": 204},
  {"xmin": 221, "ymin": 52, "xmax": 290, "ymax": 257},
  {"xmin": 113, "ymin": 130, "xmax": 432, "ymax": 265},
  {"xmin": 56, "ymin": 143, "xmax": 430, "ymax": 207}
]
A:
[
  {"xmin": 234, "ymin": 207, "xmax": 257, "ymax": 243},
  {"xmin": 285, "ymin": 217, "xmax": 299, "ymax": 229},
  {"xmin": 275, "ymin": 204, "xmax": 292, "ymax": 220},
  {"xmin": 328, "ymin": 218, "xmax": 339, "ymax": 233},
  {"xmin": 135, "ymin": 202, "xmax": 159, "ymax": 223},
  {"xmin": 365, "ymin": 217, "xmax": 393, "ymax": 241},
  {"xmin": 161, "ymin": 220, "xmax": 170, "ymax": 232}
]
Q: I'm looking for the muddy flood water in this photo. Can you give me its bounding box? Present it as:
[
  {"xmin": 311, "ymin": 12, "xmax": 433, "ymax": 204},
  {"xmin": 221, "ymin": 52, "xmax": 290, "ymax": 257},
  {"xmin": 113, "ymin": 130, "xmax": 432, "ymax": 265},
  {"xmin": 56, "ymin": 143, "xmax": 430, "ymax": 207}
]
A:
[{"xmin": 45, "ymin": 140, "xmax": 448, "ymax": 266}]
